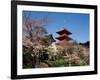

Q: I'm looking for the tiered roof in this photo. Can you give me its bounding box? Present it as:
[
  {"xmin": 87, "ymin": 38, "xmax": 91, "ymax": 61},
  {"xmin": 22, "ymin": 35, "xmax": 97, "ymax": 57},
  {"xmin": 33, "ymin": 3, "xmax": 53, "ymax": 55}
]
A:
[
  {"xmin": 56, "ymin": 28, "xmax": 72, "ymax": 35},
  {"xmin": 56, "ymin": 34, "xmax": 72, "ymax": 41},
  {"xmin": 56, "ymin": 28, "xmax": 72, "ymax": 41}
]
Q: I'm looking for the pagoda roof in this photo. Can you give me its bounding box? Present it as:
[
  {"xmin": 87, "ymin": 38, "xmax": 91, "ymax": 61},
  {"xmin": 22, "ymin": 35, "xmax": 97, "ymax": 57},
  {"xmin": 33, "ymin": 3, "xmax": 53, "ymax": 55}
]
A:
[
  {"xmin": 56, "ymin": 28, "xmax": 72, "ymax": 35},
  {"xmin": 47, "ymin": 34, "xmax": 56, "ymax": 42},
  {"xmin": 56, "ymin": 35, "xmax": 72, "ymax": 41}
]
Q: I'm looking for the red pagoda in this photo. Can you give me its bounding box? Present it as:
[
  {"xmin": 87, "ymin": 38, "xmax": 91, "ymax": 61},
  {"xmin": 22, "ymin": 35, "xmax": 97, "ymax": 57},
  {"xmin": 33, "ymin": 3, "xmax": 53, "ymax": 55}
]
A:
[{"xmin": 56, "ymin": 28, "xmax": 72, "ymax": 48}]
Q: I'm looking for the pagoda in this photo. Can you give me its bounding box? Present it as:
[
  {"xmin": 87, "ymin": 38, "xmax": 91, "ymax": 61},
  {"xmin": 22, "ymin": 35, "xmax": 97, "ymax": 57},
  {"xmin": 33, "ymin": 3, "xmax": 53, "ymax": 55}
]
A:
[{"xmin": 56, "ymin": 28, "xmax": 72, "ymax": 48}]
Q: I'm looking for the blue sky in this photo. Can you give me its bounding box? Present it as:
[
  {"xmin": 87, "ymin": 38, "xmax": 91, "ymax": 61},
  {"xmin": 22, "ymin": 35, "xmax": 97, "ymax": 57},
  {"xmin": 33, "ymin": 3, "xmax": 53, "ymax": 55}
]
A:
[{"xmin": 23, "ymin": 11, "xmax": 90, "ymax": 43}]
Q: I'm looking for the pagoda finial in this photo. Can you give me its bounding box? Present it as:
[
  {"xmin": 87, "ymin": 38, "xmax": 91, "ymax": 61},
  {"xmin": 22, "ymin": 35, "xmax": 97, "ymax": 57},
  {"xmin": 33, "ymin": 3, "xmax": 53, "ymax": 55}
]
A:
[
  {"xmin": 62, "ymin": 27, "xmax": 66, "ymax": 30},
  {"xmin": 60, "ymin": 20, "xmax": 68, "ymax": 30},
  {"xmin": 63, "ymin": 20, "xmax": 67, "ymax": 27}
]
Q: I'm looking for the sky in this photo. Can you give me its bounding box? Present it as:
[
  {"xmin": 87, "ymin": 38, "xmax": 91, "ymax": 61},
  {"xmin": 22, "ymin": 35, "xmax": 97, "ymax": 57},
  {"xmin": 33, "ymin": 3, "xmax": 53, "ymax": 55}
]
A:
[{"xmin": 23, "ymin": 11, "xmax": 90, "ymax": 43}]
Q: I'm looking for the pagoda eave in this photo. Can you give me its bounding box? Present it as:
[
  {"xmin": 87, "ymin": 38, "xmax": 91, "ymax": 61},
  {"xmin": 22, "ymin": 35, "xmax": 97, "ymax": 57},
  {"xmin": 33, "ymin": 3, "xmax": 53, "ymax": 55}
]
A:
[
  {"xmin": 56, "ymin": 37, "xmax": 72, "ymax": 41},
  {"xmin": 56, "ymin": 29, "xmax": 72, "ymax": 35}
]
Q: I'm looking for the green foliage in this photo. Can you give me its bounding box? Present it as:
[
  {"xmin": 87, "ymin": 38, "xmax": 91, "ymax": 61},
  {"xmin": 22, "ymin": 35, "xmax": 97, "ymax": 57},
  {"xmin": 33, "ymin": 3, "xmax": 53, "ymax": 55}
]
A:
[
  {"xmin": 39, "ymin": 52, "xmax": 49, "ymax": 61},
  {"xmin": 23, "ymin": 47, "xmax": 33, "ymax": 68},
  {"xmin": 49, "ymin": 55, "xmax": 68, "ymax": 67},
  {"xmin": 50, "ymin": 59, "xmax": 69, "ymax": 67},
  {"xmin": 79, "ymin": 41, "xmax": 90, "ymax": 48}
]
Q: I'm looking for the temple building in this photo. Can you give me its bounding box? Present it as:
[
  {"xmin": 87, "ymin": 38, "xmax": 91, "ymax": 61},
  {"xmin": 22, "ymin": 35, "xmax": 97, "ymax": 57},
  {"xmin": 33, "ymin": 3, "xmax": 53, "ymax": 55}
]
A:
[{"xmin": 55, "ymin": 28, "xmax": 73, "ymax": 48}]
